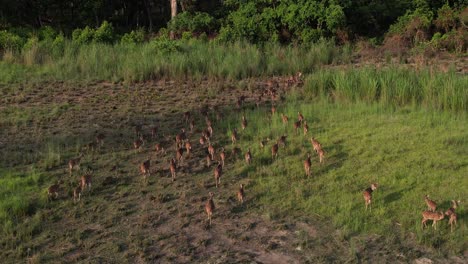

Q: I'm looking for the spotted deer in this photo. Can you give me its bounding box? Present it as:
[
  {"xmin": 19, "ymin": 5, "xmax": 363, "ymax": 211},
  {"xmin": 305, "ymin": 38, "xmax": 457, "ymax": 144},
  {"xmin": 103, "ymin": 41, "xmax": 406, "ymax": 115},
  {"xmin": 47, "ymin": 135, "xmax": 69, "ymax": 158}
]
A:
[
  {"xmin": 363, "ymin": 183, "xmax": 378, "ymax": 210},
  {"xmin": 422, "ymin": 211, "xmax": 445, "ymax": 230},
  {"xmin": 205, "ymin": 192, "xmax": 215, "ymax": 226},
  {"xmin": 304, "ymin": 153, "xmax": 312, "ymax": 177}
]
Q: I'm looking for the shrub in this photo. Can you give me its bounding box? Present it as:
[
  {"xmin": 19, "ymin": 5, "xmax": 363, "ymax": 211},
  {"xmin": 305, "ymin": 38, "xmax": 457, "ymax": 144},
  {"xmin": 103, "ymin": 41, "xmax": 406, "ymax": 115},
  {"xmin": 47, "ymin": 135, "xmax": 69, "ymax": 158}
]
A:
[
  {"xmin": 434, "ymin": 4, "xmax": 457, "ymax": 33},
  {"xmin": 168, "ymin": 12, "xmax": 217, "ymax": 35},
  {"xmin": 150, "ymin": 37, "xmax": 181, "ymax": 53},
  {"xmin": 72, "ymin": 26, "xmax": 94, "ymax": 45},
  {"xmin": 0, "ymin": 30, "xmax": 24, "ymax": 51},
  {"xmin": 301, "ymin": 28, "xmax": 322, "ymax": 43},
  {"xmin": 38, "ymin": 26, "xmax": 57, "ymax": 41},
  {"xmin": 94, "ymin": 21, "xmax": 114, "ymax": 43},
  {"xmin": 121, "ymin": 29, "xmax": 145, "ymax": 44}
]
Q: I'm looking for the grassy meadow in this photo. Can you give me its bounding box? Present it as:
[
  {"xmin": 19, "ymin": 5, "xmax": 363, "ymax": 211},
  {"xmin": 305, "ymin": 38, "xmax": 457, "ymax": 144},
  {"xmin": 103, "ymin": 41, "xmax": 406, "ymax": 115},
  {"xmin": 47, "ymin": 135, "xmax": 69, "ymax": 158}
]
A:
[{"xmin": 0, "ymin": 43, "xmax": 467, "ymax": 260}]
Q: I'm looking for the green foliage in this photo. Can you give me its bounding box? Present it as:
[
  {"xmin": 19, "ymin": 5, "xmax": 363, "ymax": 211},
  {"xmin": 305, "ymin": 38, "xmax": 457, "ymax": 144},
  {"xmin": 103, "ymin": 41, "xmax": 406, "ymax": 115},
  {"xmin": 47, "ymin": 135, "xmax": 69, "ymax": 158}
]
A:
[
  {"xmin": 72, "ymin": 27, "xmax": 94, "ymax": 45},
  {"xmin": 93, "ymin": 21, "xmax": 114, "ymax": 43},
  {"xmin": 169, "ymin": 12, "xmax": 217, "ymax": 35},
  {"xmin": 38, "ymin": 26, "xmax": 58, "ymax": 41},
  {"xmin": 301, "ymin": 28, "xmax": 323, "ymax": 43},
  {"xmin": 121, "ymin": 29, "xmax": 145, "ymax": 44},
  {"xmin": 388, "ymin": 8, "xmax": 433, "ymax": 35},
  {"xmin": 434, "ymin": 4, "xmax": 457, "ymax": 32},
  {"xmin": 0, "ymin": 30, "xmax": 24, "ymax": 51},
  {"xmin": 325, "ymin": 4, "xmax": 346, "ymax": 32}
]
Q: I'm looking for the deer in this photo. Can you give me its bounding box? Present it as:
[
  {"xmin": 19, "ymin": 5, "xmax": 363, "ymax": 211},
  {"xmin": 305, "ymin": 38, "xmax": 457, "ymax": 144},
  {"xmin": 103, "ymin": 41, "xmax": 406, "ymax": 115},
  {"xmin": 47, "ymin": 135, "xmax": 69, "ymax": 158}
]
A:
[
  {"xmin": 95, "ymin": 132, "xmax": 105, "ymax": 147},
  {"xmin": 80, "ymin": 174, "xmax": 92, "ymax": 193},
  {"xmin": 73, "ymin": 184, "xmax": 82, "ymax": 203},
  {"xmin": 310, "ymin": 137, "xmax": 322, "ymax": 153},
  {"xmin": 134, "ymin": 124, "xmax": 143, "ymax": 137},
  {"xmin": 185, "ymin": 140, "xmax": 192, "ymax": 158},
  {"xmin": 278, "ymin": 135, "xmax": 287, "ymax": 148},
  {"xmin": 205, "ymin": 192, "xmax": 215, "ymax": 226},
  {"xmin": 237, "ymin": 184, "xmax": 245, "ymax": 204},
  {"xmin": 169, "ymin": 158, "xmax": 177, "ymax": 181},
  {"xmin": 445, "ymin": 200, "xmax": 460, "ymax": 232},
  {"xmin": 68, "ymin": 153, "xmax": 83, "ymax": 176},
  {"xmin": 260, "ymin": 138, "xmax": 269, "ymax": 148},
  {"xmin": 208, "ymin": 143, "xmax": 215, "ymax": 161},
  {"xmin": 184, "ymin": 111, "xmax": 191, "ymax": 123},
  {"xmin": 47, "ymin": 183, "xmax": 60, "ymax": 201},
  {"xmin": 140, "ymin": 159, "xmax": 151, "ymax": 184},
  {"xmin": 303, "ymin": 120, "xmax": 309, "ymax": 135},
  {"xmin": 189, "ymin": 120, "xmax": 195, "ymax": 133},
  {"xmin": 133, "ymin": 136, "xmax": 144, "ymax": 153},
  {"xmin": 245, "ymin": 148, "xmax": 252, "ymax": 164},
  {"xmin": 363, "ymin": 183, "xmax": 378, "ymax": 210},
  {"xmin": 219, "ymin": 148, "xmax": 226, "ymax": 168},
  {"xmin": 424, "ymin": 195, "xmax": 437, "ymax": 212},
  {"xmin": 422, "ymin": 211, "xmax": 445, "ymax": 230},
  {"xmin": 272, "ymin": 142, "xmax": 279, "ymax": 160},
  {"xmin": 281, "ymin": 113, "xmax": 289, "ymax": 124},
  {"xmin": 155, "ymin": 143, "xmax": 165, "ymax": 155},
  {"xmin": 271, "ymin": 105, "xmax": 276, "ymax": 115},
  {"xmin": 293, "ymin": 120, "xmax": 301, "ymax": 135},
  {"xmin": 304, "ymin": 153, "xmax": 312, "ymax": 177},
  {"xmin": 175, "ymin": 129, "xmax": 186, "ymax": 149},
  {"xmin": 176, "ymin": 148, "xmax": 184, "ymax": 167},
  {"xmin": 231, "ymin": 147, "xmax": 241, "ymax": 159},
  {"xmin": 317, "ymin": 148, "xmax": 325, "ymax": 164},
  {"xmin": 231, "ymin": 128, "xmax": 238, "ymax": 145},
  {"xmin": 202, "ymin": 129, "xmax": 211, "ymax": 143},
  {"xmin": 151, "ymin": 126, "xmax": 157, "ymax": 139},
  {"xmin": 298, "ymin": 112, "xmax": 304, "ymax": 123},
  {"xmin": 206, "ymin": 153, "xmax": 212, "ymax": 168},
  {"xmin": 207, "ymin": 124, "xmax": 214, "ymax": 138},
  {"xmin": 214, "ymin": 162, "xmax": 222, "ymax": 188},
  {"xmin": 241, "ymin": 115, "xmax": 247, "ymax": 130}
]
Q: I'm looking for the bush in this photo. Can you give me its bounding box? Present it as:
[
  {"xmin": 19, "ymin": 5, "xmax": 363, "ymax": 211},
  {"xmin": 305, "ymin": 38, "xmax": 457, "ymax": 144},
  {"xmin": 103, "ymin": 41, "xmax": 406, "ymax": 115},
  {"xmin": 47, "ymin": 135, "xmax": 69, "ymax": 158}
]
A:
[
  {"xmin": 168, "ymin": 12, "xmax": 217, "ymax": 36},
  {"xmin": 94, "ymin": 21, "xmax": 114, "ymax": 43},
  {"xmin": 434, "ymin": 4, "xmax": 457, "ymax": 33},
  {"xmin": 301, "ymin": 28, "xmax": 322, "ymax": 43},
  {"xmin": 150, "ymin": 37, "xmax": 181, "ymax": 53},
  {"xmin": 38, "ymin": 26, "xmax": 57, "ymax": 41},
  {"xmin": 121, "ymin": 29, "xmax": 145, "ymax": 44},
  {"xmin": 0, "ymin": 30, "xmax": 24, "ymax": 51},
  {"xmin": 72, "ymin": 26, "xmax": 94, "ymax": 45}
]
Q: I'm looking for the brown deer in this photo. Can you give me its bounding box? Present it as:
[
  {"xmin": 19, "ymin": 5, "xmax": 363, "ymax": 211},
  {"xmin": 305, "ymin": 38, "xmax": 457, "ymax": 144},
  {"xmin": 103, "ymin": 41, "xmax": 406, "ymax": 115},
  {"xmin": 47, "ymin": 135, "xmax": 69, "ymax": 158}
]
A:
[
  {"xmin": 155, "ymin": 143, "xmax": 165, "ymax": 155},
  {"xmin": 199, "ymin": 135, "xmax": 206, "ymax": 146},
  {"xmin": 303, "ymin": 120, "xmax": 309, "ymax": 135},
  {"xmin": 422, "ymin": 211, "xmax": 445, "ymax": 230},
  {"xmin": 219, "ymin": 147, "xmax": 226, "ymax": 168},
  {"xmin": 281, "ymin": 113, "xmax": 289, "ymax": 124},
  {"xmin": 140, "ymin": 159, "xmax": 151, "ymax": 184},
  {"xmin": 133, "ymin": 136, "xmax": 144, "ymax": 152},
  {"xmin": 231, "ymin": 128, "xmax": 238, "ymax": 145},
  {"xmin": 175, "ymin": 129, "xmax": 186, "ymax": 149},
  {"xmin": 278, "ymin": 135, "xmax": 287, "ymax": 148},
  {"xmin": 206, "ymin": 153, "xmax": 212, "ymax": 168},
  {"xmin": 169, "ymin": 158, "xmax": 177, "ymax": 181},
  {"xmin": 298, "ymin": 112, "xmax": 304, "ymax": 123},
  {"xmin": 245, "ymin": 148, "xmax": 252, "ymax": 164},
  {"xmin": 185, "ymin": 140, "xmax": 192, "ymax": 158},
  {"xmin": 207, "ymin": 124, "xmax": 214, "ymax": 137},
  {"xmin": 134, "ymin": 124, "xmax": 143, "ymax": 137},
  {"xmin": 73, "ymin": 185, "xmax": 82, "ymax": 203},
  {"xmin": 310, "ymin": 137, "xmax": 322, "ymax": 153},
  {"xmin": 317, "ymin": 148, "xmax": 325, "ymax": 164},
  {"xmin": 214, "ymin": 162, "xmax": 222, "ymax": 188},
  {"xmin": 293, "ymin": 120, "xmax": 301, "ymax": 135},
  {"xmin": 272, "ymin": 143, "xmax": 279, "ymax": 159},
  {"xmin": 424, "ymin": 195, "xmax": 437, "ymax": 212},
  {"xmin": 151, "ymin": 126, "xmax": 157, "ymax": 139},
  {"xmin": 445, "ymin": 200, "xmax": 460, "ymax": 232},
  {"xmin": 363, "ymin": 183, "xmax": 378, "ymax": 210},
  {"xmin": 176, "ymin": 148, "xmax": 184, "ymax": 167},
  {"xmin": 184, "ymin": 111, "xmax": 191, "ymax": 123},
  {"xmin": 237, "ymin": 184, "xmax": 245, "ymax": 204},
  {"xmin": 189, "ymin": 120, "xmax": 195, "ymax": 133},
  {"xmin": 68, "ymin": 153, "xmax": 83, "ymax": 176},
  {"xmin": 208, "ymin": 143, "xmax": 215, "ymax": 160},
  {"xmin": 304, "ymin": 153, "xmax": 312, "ymax": 177},
  {"xmin": 95, "ymin": 132, "xmax": 105, "ymax": 147},
  {"xmin": 47, "ymin": 183, "xmax": 60, "ymax": 201},
  {"xmin": 241, "ymin": 115, "xmax": 247, "ymax": 130},
  {"xmin": 80, "ymin": 174, "xmax": 92, "ymax": 192},
  {"xmin": 205, "ymin": 192, "xmax": 215, "ymax": 226}
]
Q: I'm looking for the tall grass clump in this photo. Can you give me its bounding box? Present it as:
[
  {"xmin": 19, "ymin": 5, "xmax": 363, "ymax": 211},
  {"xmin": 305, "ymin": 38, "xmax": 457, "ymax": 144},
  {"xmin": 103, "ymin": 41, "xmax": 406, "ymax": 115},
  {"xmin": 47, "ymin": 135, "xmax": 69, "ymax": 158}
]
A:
[
  {"xmin": 0, "ymin": 168, "xmax": 46, "ymax": 236},
  {"xmin": 304, "ymin": 67, "xmax": 468, "ymax": 113},
  {"xmin": 0, "ymin": 38, "xmax": 344, "ymax": 83}
]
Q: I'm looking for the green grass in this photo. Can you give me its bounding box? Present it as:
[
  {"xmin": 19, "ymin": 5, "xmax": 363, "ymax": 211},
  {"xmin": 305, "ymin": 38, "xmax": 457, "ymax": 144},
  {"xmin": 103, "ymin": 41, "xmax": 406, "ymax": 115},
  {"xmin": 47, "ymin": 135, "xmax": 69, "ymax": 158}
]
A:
[
  {"xmin": 219, "ymin": 96, "xmax": 467, "ymax": 254},
  {"xmin": 304, "ymin": 67, "xmax": 468, "ymax": 113},
  {"xmin": 0, "ymin": 39, "xmax": 343, "ymax": 83}
]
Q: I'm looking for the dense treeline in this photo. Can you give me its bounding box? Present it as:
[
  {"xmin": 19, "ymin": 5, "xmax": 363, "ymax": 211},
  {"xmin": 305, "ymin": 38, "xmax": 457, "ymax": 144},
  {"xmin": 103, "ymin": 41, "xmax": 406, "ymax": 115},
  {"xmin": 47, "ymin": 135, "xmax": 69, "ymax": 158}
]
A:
[{"xmin": 1, "ymin": 0, "xmax": 466, "ymax": 42}]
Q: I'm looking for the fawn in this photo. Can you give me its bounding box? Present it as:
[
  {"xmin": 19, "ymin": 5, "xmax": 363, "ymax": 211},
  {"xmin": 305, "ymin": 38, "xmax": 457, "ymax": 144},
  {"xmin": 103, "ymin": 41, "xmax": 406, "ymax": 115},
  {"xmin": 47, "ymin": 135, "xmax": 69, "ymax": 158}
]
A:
[
  {"xmin": 241, "ymin": 115, "xmax": 247, "ymax": 130},
  {"xmin": 47, "ymin": 183, "xmax": 60, "ymax": 201},
  {"xmin": 231, "ymin": 128, "xmax": 238, "ymax": 145},
  {"xmin": 170, "ymin": 158, "xmax": 177, "ymax": 181},
  {"xmin": 245, "ymin": 148, "xmax": 252, "ymax": 164},
  {"xmin": 424, "ymin": 195, "xmax": 437, "ymax": 212},
  {"xmin": 310, "ymin": 137, "xmax": 322, "ymax": 153},
  {"xmin": 303, "ymin": 121, "xmax": 309, "ymax": 135},
  {"xmin": 214, "ymin": 162, "xmax": 222, "ymax": 188},
  {"xmin": 281, "ymin": 113, "xmax": 289, "ymax": 124},
  {"xmin": 363, "ymin": 183, "xmax": 378, "ymax": 210},
  {"xmin": 219, "ymin": 148, "xmax": 226, "ymax": 168},
  {"xmin": 205, "ymin": 192, "xmax": 215, "ymax": 226},
  {"xmin": 294, "ymin": 120, "xmax": 301, "ymax": 135},
  {"xmin": 304, "ymin": 153, "xmax": 312, "ymax": 177},
  {"xmin": 140, "ymin": 159, "xmax": 151, "ymax": 184},
  {"xmin": 68, "ymin": 153, "xmax": 83, "ymax": 176},
  {"xmin": 73, "ymin": 184, "xmax": 82, "ymax": 203},
  {"xmin": 80, "ymin": 174, "xmax": 92, "ymax": 192},
  {"xmin": 237, "ymin": 184, "xmax": 245, "ymax": 204},
  {"xmin": 272, "ymin": 143, "xmax": 279, "ymax": 159},
  {"xmin": 317, "ymin": 148, "xmax": 325, "ymax": 164}
]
